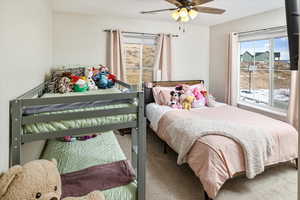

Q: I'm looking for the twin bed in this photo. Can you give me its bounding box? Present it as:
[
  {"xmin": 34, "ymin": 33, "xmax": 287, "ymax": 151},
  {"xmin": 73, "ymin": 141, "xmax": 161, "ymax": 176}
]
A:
[
  {"xmin": 10, "ymin": 79, "xmax": 146, "ymax": 200},
  {"xmin": 144, "ymin": 80, "xmax": 298, "ymax": 200}
]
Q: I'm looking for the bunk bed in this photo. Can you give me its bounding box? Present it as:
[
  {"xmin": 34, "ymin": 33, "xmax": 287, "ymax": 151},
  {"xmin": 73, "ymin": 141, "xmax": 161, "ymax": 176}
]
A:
[{"xmin": 9, "ymin": 79, "xmax": 146, "ymax": 200}]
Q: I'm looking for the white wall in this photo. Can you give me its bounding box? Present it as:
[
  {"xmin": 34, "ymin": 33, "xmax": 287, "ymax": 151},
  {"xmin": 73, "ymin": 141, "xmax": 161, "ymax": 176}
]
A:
[
  {"xmin": 209, "ymin": 8, "xmax": 286, "ymax": 102},
  {"xmin": 53, "ymin": 12, "xmax": 210, "ymax": 83},
  {"xmin": 0, "ymin": 0, "xmax": 53, "ymax": 171}
]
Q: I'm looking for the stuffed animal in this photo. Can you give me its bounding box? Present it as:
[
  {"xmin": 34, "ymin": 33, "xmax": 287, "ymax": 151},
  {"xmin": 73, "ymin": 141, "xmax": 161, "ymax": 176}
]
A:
[
  {"xmin": 94, "ymin": 72, "xmax": 109, "ymax": 89},
  {"xmin": 169, "ymin": 91, "xmax": 182, "ymax": 109},
  {"xmin": 93, "ymin": 66, "xmax": 116, "ymax": 89},
  {"xmin": 175, "ymin": 84, "xmax": 185, "ymax": 95},
  {"xmin": 58, "ymin": 77, "xmax": 73, "ymax": 94},
  {"xmin": 71, "ymin": 76, "xmax": 89, "ymax": 92},
  {"xmin": 0, "ymin": 159, "xmax": 105, "ymax": 200},
  {"xmin": 191, "ymin": 87, "xmax": 206, "ymax": 108},
  {"xmin": 87, "ymin": 68, "xmax": 98, "ymax": 91},
  {"xmin": 182, "ymin": 96, "xmax": 195, "ymax": 110},
  {"xmin": 192, "ymin": 87, "xmax": 202, "ymax": 101},
  {"xmin": 200, "ymin": 90, "xmax": 208, "ymax": 97},
  {"xmin": 206, "ymin": 94, "xmax": 217, "ymax": 107},
  {"xmin": 62, "ymin": 136, "xmax": 77, "ymax": 142},
  {"xmin": 77, "ymin": 134, "xmax": 97, "ymax": 141}
]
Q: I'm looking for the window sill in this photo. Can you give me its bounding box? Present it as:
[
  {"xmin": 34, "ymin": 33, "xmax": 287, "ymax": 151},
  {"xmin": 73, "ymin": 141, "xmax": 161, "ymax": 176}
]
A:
[{"xmin": 237, "ymin": 101, "xmax": 287, "ymax": 122}]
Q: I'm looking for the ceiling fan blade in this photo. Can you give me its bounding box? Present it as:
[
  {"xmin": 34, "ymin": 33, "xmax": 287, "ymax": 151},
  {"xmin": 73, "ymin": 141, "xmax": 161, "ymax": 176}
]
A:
[
  {"xmin": 193, "ymin": 6, "xmax": 226, "ymax": 14},
  {"xmin": 141, "ymin": 8, "xmax": 178, "ymax": 14},
  {"xmin": 165, "ymin": 0, "xmax": 183, "ymax": 7},
  {"xmin": 190, "ymin": 0, "xmax": 213, "ymax": 6}
]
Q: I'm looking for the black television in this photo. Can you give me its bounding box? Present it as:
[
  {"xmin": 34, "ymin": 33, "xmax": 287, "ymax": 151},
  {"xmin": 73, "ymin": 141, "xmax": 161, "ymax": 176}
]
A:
[{"xmin": 285, "ymin": 0, "xmax": 299, "ymax": 71}]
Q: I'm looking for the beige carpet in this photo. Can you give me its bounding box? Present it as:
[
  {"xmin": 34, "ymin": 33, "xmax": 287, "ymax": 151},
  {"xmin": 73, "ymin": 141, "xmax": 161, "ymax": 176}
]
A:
[{"xmin": 116, "ymin": 131, "xmax": 297, "ymax": 200}]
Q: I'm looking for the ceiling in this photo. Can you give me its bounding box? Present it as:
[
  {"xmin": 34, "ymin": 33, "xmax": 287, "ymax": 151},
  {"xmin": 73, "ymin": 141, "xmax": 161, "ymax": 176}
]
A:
[{"xmin": 52, "ymin": 0, "xmax": 285, "ymax": 26}]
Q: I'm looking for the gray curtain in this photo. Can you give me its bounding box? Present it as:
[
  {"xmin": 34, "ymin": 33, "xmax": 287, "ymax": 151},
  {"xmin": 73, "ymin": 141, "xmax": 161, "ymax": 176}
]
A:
[
  {"xmin": 154, "ymin": 34, "xmax": 173, "ymax": 81},
  {"xmin": 108, "ymin": 30, "xmax": 126, "ymax": 82}
]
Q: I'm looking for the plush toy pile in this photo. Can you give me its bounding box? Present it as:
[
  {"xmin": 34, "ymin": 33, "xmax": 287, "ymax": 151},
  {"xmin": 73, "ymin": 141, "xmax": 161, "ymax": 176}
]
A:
[
  {"xmin": 168, "ymin": 84, "xmax": 216, "ymax": 110},
  {"xmin": 0, "ymin": 159, "xmax": 105, "ymax": 200},
  {"xmin": 46, "ymin": 65, "xmax": 116, "ymax": 142},
  {"xmin": 54, "ymin": 65, "xmax": 116, "ymax": 94}
]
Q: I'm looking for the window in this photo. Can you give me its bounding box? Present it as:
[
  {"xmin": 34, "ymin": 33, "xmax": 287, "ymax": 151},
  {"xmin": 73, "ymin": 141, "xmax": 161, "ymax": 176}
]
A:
[
  {"xmin": 124, "ymin": 34, "xmax": 157, "ymax": 86},
  {"xmin": 239, "ymin": 35, "xmax": 291, "ymax": 112}
]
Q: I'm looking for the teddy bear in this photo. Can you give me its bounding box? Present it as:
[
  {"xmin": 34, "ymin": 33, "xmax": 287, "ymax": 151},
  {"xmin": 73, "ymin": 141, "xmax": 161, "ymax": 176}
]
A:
[
  {"xmin": 169, "ymin": 91, "xmax": 182, "ymax": 109},
  {"xmin": 182, "ymin": 96, "xmax": 195, "ymax": 110},
  {"xmin": 0, "ymin": 159, "xmax": 105, "ymax": 200}
]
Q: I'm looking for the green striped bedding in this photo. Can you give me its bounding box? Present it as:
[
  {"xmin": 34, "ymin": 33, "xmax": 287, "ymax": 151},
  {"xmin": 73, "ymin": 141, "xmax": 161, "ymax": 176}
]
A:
[{"xmin": 23, "ymin": 88, "xmax": 137, "ymax": 134}]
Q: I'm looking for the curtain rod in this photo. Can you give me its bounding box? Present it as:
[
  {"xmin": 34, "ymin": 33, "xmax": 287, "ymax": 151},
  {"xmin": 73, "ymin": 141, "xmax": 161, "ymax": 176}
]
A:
[
  {"xmin": 237, "ymin": 26, "xmax": 287, "ymax": 36},
  {"xmin": 103, "ymin": 29, "xmax": 179, "ymax": 37}
]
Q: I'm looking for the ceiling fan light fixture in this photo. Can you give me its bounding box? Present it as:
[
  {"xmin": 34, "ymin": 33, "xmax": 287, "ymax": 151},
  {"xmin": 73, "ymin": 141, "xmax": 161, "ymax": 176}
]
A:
[
  {"xmin": 180, "ymin": 15, "xmax": 190, "ymax": 22},
  {"xmin": 188, "ymin": 9, "xmax": 198, "ymax": 20},
  {"xmin": 171, "ymin": 10, "xmax": 180, "ymax": 20},
  {"xmin": 179, "ymin": 7, "xmax": 188, "ymax": 17}
]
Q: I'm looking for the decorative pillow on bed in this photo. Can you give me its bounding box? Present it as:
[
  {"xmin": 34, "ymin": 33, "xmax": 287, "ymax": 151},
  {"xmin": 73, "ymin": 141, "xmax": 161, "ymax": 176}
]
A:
[
  {"xmin": 188, "ymin": 83, "xmax": 206, "ymax": 92},
  {"xmin": 152, "ymin": 87, "xmax": 174, "ymax": 106}
]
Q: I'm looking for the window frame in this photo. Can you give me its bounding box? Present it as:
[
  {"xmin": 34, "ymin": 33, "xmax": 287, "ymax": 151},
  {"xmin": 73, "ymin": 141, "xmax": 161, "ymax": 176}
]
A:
[{"xmin": 237, "ymin": 33, "xmax": 290, "ymax": 114}]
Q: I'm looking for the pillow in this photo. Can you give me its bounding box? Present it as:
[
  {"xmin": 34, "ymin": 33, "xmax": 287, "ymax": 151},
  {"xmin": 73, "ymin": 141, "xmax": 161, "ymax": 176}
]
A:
[
  {"xmin": 188, "ymin": 83, "xmax": 206, "ymax": 91},
  {"xmin": 152, "ymin": 87, "xmax": 174, "ymax": 106}
]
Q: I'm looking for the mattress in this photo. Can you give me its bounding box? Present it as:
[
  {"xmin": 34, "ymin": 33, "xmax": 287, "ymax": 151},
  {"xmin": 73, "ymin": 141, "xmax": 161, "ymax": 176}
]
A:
[
  {"xmin": 146, "ymin": 102, "xmax": 226, "ymax": 132},
  {"xmin": 146, "ymin": 103, "xmax": 298, "ymax": 199},
  {"xmin": 41, "ymin": 131, "xmax": 137, "ymax": 200},
  {"xmin": 24, "ymin": 88, "xmax": 127, "ymax": 115},
  {"xmin": 23, "ymin": 88, "xmax": 136, "ymax": 134}
]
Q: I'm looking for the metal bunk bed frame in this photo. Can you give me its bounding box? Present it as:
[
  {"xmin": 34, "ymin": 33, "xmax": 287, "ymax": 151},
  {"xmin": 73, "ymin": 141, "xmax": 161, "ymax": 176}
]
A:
[{"xmin": 9, "ymin": 80, "xmax": 146, "ymax": 200}]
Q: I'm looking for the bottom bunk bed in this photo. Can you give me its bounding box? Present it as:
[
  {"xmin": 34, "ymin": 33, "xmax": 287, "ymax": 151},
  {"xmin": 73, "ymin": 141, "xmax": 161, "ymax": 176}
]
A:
[{"xmin": 41, "ymin": 131, "xmax": 137, "ymax": 200}]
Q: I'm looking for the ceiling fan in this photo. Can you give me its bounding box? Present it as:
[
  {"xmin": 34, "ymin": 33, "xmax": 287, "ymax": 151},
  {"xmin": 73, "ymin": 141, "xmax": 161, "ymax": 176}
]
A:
[{"xmin": 141, "ymin": 0, "xmax": 225, "ymax": 23}]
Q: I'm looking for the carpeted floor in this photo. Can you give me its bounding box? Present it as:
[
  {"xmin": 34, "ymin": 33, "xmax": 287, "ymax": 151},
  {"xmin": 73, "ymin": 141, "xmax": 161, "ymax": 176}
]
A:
[{"xmin": 116, "ymin": 131, "xmax": 297, "ymax": 200}]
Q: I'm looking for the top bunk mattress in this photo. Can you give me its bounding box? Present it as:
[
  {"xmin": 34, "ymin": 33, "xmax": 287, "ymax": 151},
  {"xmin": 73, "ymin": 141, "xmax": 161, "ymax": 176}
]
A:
[
  {"xmin": 22, "ymin": 88, "xmax": 137, "ymax": 134},
  {"xmin": 24, "ymin": 88, "xmax": 128, "ymax": 115}
]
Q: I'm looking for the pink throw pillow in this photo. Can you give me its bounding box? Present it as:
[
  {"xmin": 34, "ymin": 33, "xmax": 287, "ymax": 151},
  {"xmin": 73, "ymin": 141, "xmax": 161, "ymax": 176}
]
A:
[{"xmin": 152, "ymin": 87, "xmax": 174, "ymax": 105}]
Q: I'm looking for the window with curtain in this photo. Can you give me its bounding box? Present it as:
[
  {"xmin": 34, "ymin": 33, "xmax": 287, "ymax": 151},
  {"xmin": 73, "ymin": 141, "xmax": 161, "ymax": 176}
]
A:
[
  {"xmin": 123, "ymin": 33, "xmax": 157, "ymax": 86},
  {"xmin": 238, "ymin": 30, "xmax": 291, "ymax": 112}
]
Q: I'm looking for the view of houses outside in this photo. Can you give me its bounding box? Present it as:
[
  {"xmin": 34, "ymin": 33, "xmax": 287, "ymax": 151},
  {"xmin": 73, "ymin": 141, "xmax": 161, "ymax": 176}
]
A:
[
  {"xmin": 124, "ymin": 43, "xmax": 156, "ymax": 86},
  {"xmin": 239, "ymin": 37, "xmax": 291, "ymax": 111}
]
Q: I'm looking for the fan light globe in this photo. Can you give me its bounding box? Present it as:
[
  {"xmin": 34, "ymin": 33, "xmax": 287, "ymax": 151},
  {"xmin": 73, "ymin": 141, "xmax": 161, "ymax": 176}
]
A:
[
  {"xmin": 180, "ymin": 15, "xmax": 190, "ymax": 22},
  {"xmin": 179, "ymin": 7, "xmax": 188, "ymax": 17},
  {"xmin": 171, "ymin": 10, "xmax": 180, "ymax": 20},
  {"xmin": 189, "ymin": 9, "xmax": 198, "ymax": 20}
]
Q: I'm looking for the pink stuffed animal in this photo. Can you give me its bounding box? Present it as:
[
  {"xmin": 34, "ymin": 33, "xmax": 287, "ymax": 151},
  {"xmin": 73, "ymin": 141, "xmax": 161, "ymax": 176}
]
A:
[
  {"xmin": 192, "ymin": 87, "xmax": 206, "ymax": 108},
  {"xmin": 193, "ymin": 87, "xmax": 203, "ymax": 100}
]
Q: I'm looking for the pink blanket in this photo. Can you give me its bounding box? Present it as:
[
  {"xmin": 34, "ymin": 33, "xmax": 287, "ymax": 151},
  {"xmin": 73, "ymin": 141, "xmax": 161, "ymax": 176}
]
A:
[{"xmin": 157, "ymin": 105, "xmax": 298, "ymax": 199}]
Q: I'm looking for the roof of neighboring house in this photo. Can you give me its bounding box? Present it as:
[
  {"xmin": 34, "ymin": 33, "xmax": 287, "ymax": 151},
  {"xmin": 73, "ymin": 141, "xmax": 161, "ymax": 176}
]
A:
[{"xmin": 241, "ymin": 51, "xmax": 281, "ymax": 60}]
